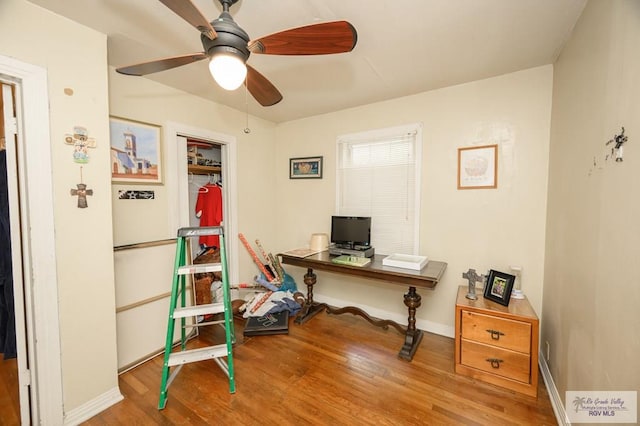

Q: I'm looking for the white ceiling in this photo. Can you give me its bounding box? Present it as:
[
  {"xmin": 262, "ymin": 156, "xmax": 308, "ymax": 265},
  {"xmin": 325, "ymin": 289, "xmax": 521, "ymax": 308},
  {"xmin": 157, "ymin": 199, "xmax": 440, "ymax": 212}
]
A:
[{"xmin": 28, "ymin": 0, "xmax": 586, "ymax": 123}]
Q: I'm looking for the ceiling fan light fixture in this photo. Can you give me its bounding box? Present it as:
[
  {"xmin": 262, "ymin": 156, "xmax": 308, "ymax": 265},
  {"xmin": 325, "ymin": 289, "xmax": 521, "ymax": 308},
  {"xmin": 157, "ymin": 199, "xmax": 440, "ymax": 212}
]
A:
[
  {"xmin": 208, "ymin": 50, "xmax": 247, "ymax": 91},
  {"xmin": 117, "ymin": 0, "xmax": 356, "ymax": 108}
]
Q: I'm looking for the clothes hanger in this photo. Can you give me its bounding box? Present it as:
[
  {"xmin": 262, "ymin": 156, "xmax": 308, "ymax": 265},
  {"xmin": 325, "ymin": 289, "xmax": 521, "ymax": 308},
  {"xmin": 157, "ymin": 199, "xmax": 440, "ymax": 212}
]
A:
[
  {"xmin": 208, "ymin": 173, "xmax": 221, "ymax": 186},
  {"xmin": 188, "ymin": 173, "xmax": 208, "ymax": 193}
]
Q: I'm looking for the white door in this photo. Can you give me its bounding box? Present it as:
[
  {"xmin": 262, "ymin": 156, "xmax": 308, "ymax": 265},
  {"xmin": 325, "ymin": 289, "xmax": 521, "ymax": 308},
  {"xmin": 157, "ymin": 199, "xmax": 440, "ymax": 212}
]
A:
[{"xmin": 2, "ymin": 82, "xmax": 30, "ymax": 425}]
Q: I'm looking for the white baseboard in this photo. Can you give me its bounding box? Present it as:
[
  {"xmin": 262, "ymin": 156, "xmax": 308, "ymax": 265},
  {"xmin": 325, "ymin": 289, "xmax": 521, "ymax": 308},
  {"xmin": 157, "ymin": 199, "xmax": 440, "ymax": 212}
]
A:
[
  {"xmin": 314, "ymin": 294, "xmax": 455, "ymax": 338},
  {"xmin": 63, "ymin": 386, "xmax": 123, "ymax": 426},
  {"xmin": 539, "ymin": 353, "xmax": 571, "ymax": 425}
]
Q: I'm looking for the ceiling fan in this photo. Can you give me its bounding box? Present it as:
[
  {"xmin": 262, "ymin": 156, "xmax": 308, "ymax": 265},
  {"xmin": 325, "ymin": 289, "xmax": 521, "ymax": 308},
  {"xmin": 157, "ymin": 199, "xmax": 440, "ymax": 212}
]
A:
[{"xmin": 116, "ymin": 0, "xmax": 358, "ymax": 107}]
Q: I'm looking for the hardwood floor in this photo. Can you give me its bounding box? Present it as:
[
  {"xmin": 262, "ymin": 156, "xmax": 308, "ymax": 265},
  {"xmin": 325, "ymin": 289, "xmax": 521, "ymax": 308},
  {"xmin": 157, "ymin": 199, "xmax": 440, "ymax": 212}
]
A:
[
  {"xmin": 84, "ymin": 312, "xmax": 557, "ymax": 425},
  {"xmin": 0, "ymin": 357, "xmax": 20, "ymax": 425}
]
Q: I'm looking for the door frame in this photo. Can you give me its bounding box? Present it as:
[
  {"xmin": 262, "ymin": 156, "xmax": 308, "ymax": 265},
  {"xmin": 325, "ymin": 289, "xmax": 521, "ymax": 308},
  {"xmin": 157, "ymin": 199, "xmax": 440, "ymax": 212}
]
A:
[
  {"xmin": 0, "ymin": 55, "xmax": 64, "ymax": 424},
  {"xmin": 164, "ymin": 121, "xmax": 239, "ymax": 286},
  {"xmin": 2, "ymin": 80, "xmax": 31, "ymax": 425}
]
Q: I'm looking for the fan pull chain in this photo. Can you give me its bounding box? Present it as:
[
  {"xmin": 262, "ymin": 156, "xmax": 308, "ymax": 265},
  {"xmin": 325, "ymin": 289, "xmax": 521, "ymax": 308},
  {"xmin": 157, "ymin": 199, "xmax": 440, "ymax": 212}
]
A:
[{"xmin": 243, "ymin": 76, "xmax": 251, "ymax": 134}]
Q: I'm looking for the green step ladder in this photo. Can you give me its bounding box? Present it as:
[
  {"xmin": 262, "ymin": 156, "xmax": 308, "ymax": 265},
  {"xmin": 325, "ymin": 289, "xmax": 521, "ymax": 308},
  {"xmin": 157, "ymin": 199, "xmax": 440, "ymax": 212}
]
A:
[{"xmin": 158, "ymin": 226, "xmax": 236, "ymax": 410}]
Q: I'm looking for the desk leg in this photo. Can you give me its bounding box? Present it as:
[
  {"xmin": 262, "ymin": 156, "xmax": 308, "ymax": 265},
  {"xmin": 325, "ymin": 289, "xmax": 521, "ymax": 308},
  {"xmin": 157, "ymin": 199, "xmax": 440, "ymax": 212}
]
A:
[
  {"xmin": 326, "ymin": 306, "xmax": 406, "ymax": 335},
  {"xmin": 295, "ymin": 267, "xmax": 328, "ymax": 325},
  {"xmin": 398, "ymin": 286, "xmax": 423, "ymax": 361}
]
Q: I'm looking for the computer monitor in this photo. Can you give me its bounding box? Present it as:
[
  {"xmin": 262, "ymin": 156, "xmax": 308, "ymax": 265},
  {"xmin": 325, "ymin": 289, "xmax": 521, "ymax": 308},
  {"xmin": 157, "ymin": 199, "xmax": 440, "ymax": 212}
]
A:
[{"xmin": 330, "ymin": 216, "xmax": 371, "ymax": 249}]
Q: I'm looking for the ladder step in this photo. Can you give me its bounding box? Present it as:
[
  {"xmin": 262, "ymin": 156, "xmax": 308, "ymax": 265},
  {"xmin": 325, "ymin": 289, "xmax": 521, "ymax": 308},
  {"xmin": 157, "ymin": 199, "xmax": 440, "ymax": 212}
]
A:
[
  {"xmin": 177, "ymin": 263, "xmax": 222, "ymax": 275},
  {"xmin": 173, "ymin": 302, "xmax": 225, "ymax": 319},
  {"xmin": 184, "ymin": 319, "xmax": 226, "ymax": 328},
  {"xmin": 167, "ymin": 344, "xmax": 229, "ymax": 367},
  {"xmin": 177, "ymin": 226, "xmax": 223, "ymax": 237}
]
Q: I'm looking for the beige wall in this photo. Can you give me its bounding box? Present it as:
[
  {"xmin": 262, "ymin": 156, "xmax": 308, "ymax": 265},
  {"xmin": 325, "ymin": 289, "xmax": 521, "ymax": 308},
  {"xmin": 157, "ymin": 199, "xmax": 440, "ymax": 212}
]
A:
[
  {"xmin": 275, "ymin": 66, "xmax": 553, "ymax": 335},
  {"xmin": 544, "ymin": 0, "xmax": 640, "ymax": 401},
  {"xmin": 0, "ymin": 0, "xmax": 118, "ymax": 414}
]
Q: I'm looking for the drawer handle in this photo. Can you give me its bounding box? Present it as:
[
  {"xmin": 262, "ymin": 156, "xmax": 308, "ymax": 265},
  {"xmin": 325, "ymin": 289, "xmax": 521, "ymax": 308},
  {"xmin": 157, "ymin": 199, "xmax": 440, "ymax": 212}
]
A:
[
  {"xmin": 486, "ymin": 329, "xmax": 505, "ymax": 340},
  {"xmin": 486, "ymin": 358, "xmax": 503, "ymax": 369}
]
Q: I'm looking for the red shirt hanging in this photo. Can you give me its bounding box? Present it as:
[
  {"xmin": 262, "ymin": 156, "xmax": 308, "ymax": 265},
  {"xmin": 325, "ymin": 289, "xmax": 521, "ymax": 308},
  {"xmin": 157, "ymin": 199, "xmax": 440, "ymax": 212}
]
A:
[{"xmin": 195, "ymin": 183, "xmax": 223, "ymax": 247}]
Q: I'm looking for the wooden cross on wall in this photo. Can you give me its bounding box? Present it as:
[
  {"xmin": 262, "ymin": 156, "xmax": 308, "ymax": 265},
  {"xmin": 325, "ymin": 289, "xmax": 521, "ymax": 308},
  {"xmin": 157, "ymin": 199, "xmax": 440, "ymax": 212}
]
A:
[
  {"xmin": 70, "ymin": 183, "xmax": 93, "ymax": 208},
  {"xmin": 70, "ymin": 166, "xmax": 93, "ymax": 208},
  {"xmin": 462, "ymin": 268, "xmax": 485, "ymax": 300}
]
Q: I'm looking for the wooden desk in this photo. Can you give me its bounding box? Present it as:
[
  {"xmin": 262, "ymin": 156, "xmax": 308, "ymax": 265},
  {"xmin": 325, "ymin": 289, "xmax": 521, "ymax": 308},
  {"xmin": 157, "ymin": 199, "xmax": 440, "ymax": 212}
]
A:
[{"xmin": 279, "ymin": 251, "xmax": 447, "ymax": 361}]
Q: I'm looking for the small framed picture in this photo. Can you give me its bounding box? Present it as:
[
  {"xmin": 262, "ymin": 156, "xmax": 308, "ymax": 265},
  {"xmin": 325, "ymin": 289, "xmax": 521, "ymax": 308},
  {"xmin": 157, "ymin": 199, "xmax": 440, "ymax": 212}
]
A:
[
  {"xmin": 110, "ymin": 116, "xmax": 163, "ymax": 184},
  {"xmin": 289, "ymin": 156, "xmax": 323, "ymax": 179},
  {"xmin": 457, "ymin": 144, "xmax": 498, "ymax": 189},
  {"xmin": 483, "ymin": 269, "xmax": 516, "ymax": 306}
]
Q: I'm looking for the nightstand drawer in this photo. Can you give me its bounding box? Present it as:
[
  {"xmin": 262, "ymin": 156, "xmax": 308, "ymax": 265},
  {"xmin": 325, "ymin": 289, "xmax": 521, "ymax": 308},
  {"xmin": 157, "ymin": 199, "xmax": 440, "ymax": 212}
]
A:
[
  {"xmin": 461, "ymin": 311, "xmax": 531, "ymax": 353},
  {"xmin": 461, "ymin": 339, "xmax": 531, "ymax": 383}
]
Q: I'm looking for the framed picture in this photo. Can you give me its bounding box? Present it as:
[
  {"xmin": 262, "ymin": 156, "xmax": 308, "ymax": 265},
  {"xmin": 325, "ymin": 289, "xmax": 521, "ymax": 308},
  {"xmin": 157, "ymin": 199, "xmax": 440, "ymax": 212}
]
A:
[
  {"xmin": 457, "ymin": 144, "xmax": 497, "ymax": 189},
  {"xmin": 109, "ymin": 116, "xmax": 163, "ymax": 184},
  {"xmin": 289, "ymin": 156, "xmax": 323, "ymax": 179},
  {"xmin": 483, "ymin": 269, "xmax": 516, "ymax": 306}
]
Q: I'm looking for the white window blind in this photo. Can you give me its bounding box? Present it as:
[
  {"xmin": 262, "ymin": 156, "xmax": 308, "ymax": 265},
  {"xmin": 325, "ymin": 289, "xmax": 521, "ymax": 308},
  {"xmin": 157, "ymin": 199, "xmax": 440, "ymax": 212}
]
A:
[{"xmin": 336, "ymin": 124, "xmax": 422, "ymax": 255}]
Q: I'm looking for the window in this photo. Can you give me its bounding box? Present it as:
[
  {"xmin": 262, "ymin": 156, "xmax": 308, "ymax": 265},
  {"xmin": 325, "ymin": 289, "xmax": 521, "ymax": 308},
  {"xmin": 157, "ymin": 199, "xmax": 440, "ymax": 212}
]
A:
[{"xmin": 336, "ymin": 123, "xmax": 422, "ymax": 255}]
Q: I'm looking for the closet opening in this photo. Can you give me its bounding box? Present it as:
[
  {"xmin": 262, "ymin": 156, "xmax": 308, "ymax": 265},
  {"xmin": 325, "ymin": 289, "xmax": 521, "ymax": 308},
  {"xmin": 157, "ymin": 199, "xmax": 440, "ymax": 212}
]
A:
[{"xmin": 186, "ymin": 138, "xmax": 223, "ymax": 262}]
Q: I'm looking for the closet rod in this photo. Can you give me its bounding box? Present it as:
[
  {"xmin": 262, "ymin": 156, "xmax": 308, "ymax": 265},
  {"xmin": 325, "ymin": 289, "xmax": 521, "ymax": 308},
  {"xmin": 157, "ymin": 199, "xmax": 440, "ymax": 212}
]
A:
[{"xmin": 113, "ymin": 238, "xmax": 176, "ymax": 252}]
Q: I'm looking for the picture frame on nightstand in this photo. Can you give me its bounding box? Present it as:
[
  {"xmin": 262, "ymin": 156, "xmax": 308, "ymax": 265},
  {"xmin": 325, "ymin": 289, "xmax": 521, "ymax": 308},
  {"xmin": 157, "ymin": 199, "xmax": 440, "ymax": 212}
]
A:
[{"xmin": 483, "ymin": 269, "xmax": 516, "ymax": 306}]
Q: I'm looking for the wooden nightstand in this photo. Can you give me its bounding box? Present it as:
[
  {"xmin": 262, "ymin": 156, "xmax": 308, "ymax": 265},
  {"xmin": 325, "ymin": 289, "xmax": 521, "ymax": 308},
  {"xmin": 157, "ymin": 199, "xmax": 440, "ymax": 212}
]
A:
[{"xmin": 454, "ymin": 285, "xmax": 539, "ymax": 397}]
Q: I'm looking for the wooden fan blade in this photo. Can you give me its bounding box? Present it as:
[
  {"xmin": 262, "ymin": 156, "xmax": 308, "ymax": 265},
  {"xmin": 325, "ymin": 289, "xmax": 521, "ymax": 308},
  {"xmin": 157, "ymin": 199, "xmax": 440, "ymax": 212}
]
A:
[
  {"xmin": 116, "ymin": 53, "xmax": 208, "ymax": 76},
  {"xmin": 159, "ymin": 0, "xmax": 217, "ymax": 39},
  {"xmin": 246, "ymin": 65, "xmax": 283, "ymax": 107},
  {"xmin": 248, "ymin": 21, "xmax": 357, "ymax": 55}
]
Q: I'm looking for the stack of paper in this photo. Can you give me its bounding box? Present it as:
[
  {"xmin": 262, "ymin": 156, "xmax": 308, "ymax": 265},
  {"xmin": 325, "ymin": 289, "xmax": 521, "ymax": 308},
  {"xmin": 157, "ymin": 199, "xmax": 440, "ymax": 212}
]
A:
[{"xmin": 281, "ymin": 248, "xmax": 323, "ymax": 258}]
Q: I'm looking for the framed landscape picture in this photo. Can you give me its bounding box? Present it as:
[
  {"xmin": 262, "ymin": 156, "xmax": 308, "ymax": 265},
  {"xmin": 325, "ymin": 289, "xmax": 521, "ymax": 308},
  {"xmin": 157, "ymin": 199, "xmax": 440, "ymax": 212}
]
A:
[
  {"xmin": 290, "ymin": 156, "xmax": 323, "ymax": 179},
  {"xmin": 110, "ymin": 116, "xmax": 163, "ymax": 184}
]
